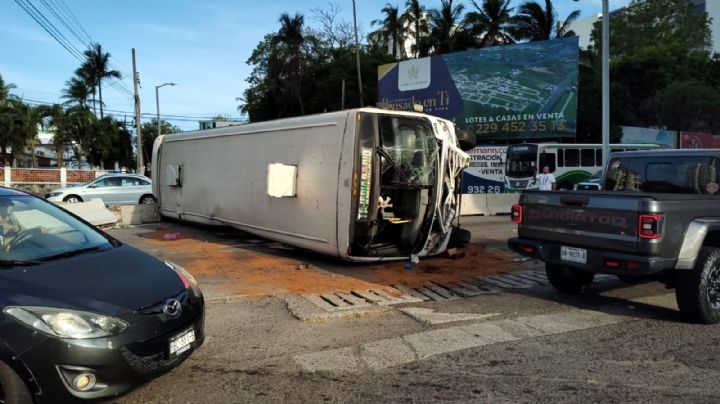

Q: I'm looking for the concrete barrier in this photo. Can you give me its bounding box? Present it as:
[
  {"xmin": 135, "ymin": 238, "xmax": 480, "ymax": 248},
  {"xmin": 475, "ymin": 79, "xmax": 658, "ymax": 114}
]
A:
[
  {"xmin": 60, "ymin": 198, "xmax": 118, "ymax": 227},
  {"xmin": 111, "ymin": 204, "xmax": 160, "ymax": 226}
]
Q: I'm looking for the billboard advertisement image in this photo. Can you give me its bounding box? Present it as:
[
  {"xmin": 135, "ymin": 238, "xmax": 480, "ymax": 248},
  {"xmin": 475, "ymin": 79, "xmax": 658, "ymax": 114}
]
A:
[{"xmin": 378, "ymin": 37, "xmax": 579, "ymax": 141}]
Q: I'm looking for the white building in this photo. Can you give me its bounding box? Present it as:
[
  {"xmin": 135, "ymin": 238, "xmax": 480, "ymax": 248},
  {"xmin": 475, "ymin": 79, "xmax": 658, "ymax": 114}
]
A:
[{"xmin": 570, "ymin": 0, "xmax": 719, "ymax": 53}]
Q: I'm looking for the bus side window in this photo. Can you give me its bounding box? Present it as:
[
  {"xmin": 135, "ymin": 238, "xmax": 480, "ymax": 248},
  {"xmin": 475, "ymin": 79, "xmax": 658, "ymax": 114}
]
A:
[
  {"xmin": 540, "ymin": 152, "xmax": 556, "ymax": 172},
  {"xmin": 557, "ymin": 149, "xmax": 564, "ymax": 167},
  {"xmin": 596, "ymin": 149, "xmax": 603, "ymax": 166},
  {"xmin": 581, "ymin": 149, "xmax": 595, "ymax": 167},
  {"xmin": 565, "ymin": 149, "xmax": 579, "ymax": 167}
]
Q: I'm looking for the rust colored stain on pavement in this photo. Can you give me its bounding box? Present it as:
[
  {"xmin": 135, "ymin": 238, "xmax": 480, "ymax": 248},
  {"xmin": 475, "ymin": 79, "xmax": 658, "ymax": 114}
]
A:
[{"xmin": 138, "ymin": 227, "xmax": 518, "ymax": 297}]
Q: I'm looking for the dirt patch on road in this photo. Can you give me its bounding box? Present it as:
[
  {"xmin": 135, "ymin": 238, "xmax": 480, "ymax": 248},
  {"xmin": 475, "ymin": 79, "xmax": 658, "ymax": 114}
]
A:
[{"xmin": 134, "ymin": 225, "xmax": 519, "ymax": 298}]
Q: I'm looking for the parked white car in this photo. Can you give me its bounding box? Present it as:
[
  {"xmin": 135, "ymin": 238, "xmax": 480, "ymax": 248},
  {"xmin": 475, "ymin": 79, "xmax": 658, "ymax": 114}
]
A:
[{"xmin": 46, "ymin": 173, "xmax": 156, "ymax": 205}]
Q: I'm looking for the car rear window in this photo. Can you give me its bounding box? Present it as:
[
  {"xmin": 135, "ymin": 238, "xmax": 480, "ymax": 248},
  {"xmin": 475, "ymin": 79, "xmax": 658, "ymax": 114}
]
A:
[{"xmin": 605, "ymin": 156, "xmax": 720, "ymax": 194}]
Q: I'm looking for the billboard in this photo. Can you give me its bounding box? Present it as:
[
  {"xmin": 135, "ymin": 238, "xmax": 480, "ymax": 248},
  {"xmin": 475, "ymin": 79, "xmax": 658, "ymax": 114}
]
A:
[
  {"xmin": 680, "ymin": 132, "xmax": 720, "ymax": 149},
  {"xmin": 462, "ymin": 145, "xmax": 507, "ymax": 194},
  {"xmin": 620, "ymin": 126, "xmax": 677, "ymax": 147},
  {"xmin": 378, "ymin": 37, "xmax": 579, "ymax": 141}
]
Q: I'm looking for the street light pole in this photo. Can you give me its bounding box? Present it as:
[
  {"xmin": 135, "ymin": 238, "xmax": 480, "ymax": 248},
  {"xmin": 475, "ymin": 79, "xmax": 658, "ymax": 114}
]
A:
[
  {"xmin": 155, "ymin": 82, "xmax": 177, "ymax": 146},
  {"xmin": 352, "ymin": 0, "xmax": 364, "ymax": 107},
  {"xmin": 601, "ymin": 0, "xmax": 610, "ymax": 171}
]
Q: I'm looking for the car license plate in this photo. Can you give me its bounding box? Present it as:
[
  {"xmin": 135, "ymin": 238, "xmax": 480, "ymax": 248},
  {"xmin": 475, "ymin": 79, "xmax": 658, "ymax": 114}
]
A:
[
  {"xmin": 169, "ymin": 328, "xmax": 195, "ymax": 357},
  {"xmin": 561, "ymin": 246, "xmax": 587, "ymax": 264}
]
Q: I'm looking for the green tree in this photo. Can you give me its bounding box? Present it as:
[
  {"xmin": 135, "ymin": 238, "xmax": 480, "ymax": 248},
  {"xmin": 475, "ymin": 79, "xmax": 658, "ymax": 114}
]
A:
[
  {"xmin": 45, "ymin": 104, "xmax": 73, "ymax": 168},
  {"xmin": 512, "ymin": 0, "xmax": 579, "ymax": 41},
  {"xmin": 370, "ymin": 4, "xmax": 409, "ymax": 60},
  {"xmin": 403, "ymin": 0, "xmax": 429, "ymax": 58},
  {"xmin": 0, "ymin": 74, "xmax": 17, "ymax": 103},
  {"xmin": 141, "ymin": 119, "xmax": 180, "ymax": 164},
  {"xmin": 580, "ymin": 0, "xmax": 717, "ymax": 136},
  {"xmin": 271, "ymin": 13, "xmax": 315, "ymax": 116},
  {"xmin": 80, "ymin": 43, "xmax": 121, "ymax": 118},
  {"xmin": 466, "ymin": 0, "xmax": 515, "ymax": 47},
  {"xmin": 423, "ymin": 0, "xmax": 473, "ymax": 55},
  {"xmin": 62, "ymin": 76, "xmax": 92, "ymax": 108},
  {"xmin": 591, "ymin": 0, "xmax": 711, "ymax": 58}
]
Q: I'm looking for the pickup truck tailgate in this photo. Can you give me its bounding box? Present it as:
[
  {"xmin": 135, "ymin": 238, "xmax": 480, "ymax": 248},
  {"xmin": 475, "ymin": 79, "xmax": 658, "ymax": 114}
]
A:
[{"xmin": 519, "ymin": 191, "xmax": 648, "ymax": 254}]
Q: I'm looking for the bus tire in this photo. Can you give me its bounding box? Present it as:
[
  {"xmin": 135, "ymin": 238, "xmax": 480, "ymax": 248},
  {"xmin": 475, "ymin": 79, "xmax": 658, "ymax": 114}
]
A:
[
  {"xmin": 557, "ymin": 182, "xmax": 573, "ymax": 191},
  {"xmin": 456, "ymin": 130, "xmax": 476, "ymax": 151}
]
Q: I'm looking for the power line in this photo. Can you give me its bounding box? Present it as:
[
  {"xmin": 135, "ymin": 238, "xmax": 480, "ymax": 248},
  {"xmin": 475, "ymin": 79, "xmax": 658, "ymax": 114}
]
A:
[
  {"xmin": 15, "ymin": 0, "xmax": 134, "ymax": 100},
  {"xmin": 13, "ymin": 0, "xmax": 83, "ymax": 61},
  {"xmin": 20, "ymin": 98, "xmax": 245, "ymax": 122}
]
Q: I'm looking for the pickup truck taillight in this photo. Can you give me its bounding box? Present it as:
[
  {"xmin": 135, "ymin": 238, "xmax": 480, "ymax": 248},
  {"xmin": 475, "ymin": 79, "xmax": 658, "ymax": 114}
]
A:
[
  {"xmin": 639, "ymin": 215, "xmax": 664, "ymax": 239},
  {"xmin": 511, "ymin": 204, "xmax": 523, "ymax": 224}
]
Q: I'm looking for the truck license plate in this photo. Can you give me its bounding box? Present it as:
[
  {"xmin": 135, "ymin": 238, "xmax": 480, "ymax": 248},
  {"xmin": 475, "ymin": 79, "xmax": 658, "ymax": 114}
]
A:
[
  {"xmin": 561, "ymin": 246, "xmax": 587, "ymax": 264},
  {"xmin": 169, "ymin": 328, "xmax": 195, "ymax": 358}
]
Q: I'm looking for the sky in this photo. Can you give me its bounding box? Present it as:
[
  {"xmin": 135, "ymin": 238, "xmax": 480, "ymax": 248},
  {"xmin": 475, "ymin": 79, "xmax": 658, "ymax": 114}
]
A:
[{"xmin": 0, "ymin": 0, "xmax": 631, "ymax": 131}]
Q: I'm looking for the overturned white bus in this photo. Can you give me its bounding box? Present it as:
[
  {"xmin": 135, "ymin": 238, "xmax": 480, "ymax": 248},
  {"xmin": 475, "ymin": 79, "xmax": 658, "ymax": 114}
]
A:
[{"xmin": 152, "ymin": 107, "xmax": 470, "ymax": 261}]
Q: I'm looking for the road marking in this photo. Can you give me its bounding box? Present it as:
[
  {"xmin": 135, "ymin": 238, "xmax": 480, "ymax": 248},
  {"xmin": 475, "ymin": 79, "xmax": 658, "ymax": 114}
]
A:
[
  {"xmin": 399, "ymin": 307, "xmax": 501, "ymax": 325},
  {"xmin": 294, "ymin": 305, "xmax": 633, "ymax": 373}
]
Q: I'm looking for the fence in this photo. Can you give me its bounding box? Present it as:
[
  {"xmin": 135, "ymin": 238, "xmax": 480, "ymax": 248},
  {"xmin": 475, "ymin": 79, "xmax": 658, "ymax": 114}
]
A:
[{"xmin": 4, "ymin": 167, "xmax": 109, "ymax": 188}]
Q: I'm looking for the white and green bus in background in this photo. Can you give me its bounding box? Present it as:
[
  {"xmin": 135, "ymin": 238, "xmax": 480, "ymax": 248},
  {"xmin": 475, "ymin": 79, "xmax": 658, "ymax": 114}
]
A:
[{"xmin": 504, "ymin": 143, "xmax": 663, "ymax": 191}]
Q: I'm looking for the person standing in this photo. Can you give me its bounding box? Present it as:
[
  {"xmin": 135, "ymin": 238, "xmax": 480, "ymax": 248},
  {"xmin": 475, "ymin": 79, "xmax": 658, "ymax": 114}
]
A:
[{"xmin": 536, "ymin": 166, "xmax": 556, "ymax": 191}]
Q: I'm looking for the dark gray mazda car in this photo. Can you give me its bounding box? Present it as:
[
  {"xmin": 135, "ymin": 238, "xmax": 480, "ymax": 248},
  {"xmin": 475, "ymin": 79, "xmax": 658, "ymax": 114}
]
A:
[{"xmin": 0, "ymin": 187, "xmax": 204, "ymax": 403}]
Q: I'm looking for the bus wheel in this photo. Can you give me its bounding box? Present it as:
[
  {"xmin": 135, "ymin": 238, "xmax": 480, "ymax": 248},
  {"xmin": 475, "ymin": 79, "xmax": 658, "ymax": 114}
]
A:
[
  {"xmin": 558, "ymin": 182, "xmax": 573, "ymax": 191},
  {"xmin": 456, "ymin": 130, "xmax": 477, "ymax": 151}
]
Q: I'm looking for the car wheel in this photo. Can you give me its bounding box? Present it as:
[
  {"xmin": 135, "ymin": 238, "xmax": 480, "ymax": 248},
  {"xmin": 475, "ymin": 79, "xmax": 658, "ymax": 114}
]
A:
[
  {"xmin": 545, "ymin": 264, "xmax": 594, "ymax": 294},
  {"xmin": 675, "ymin": 246, "xmax": 720, "ymax": 324},
  {"xmin": 139, "ymin": 195, "xmax": 157, "ymax": 205},
  {"xmin": 0, "ymin": 361, "xmax": 32, "ymax": 404},
  {"xmin": 62, "ymin": 195, "xmax": 82, "ymax": 203}
]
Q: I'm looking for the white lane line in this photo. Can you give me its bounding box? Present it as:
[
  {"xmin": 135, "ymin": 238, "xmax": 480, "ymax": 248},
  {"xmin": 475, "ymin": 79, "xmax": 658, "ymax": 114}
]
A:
[{"xmin": 294, "ymin": 305, "xmax": 633, "ymax": 373}]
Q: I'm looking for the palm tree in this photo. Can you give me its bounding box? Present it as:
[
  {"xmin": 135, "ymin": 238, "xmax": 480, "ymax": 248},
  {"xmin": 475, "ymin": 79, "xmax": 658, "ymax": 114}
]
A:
[
  {"xmin": 370, "ymin": 4, "xmax": 408, "ymax": 60},
  {"xmin": 424, "ymin": 0, "xmax": 473, "ymax": 55},
  {"xmin": 512, "ymin": 0, "xmax": 580, "ymax": 41},
  {"xmin": 21, "ymin": 104, "xmax": 40, "ymax": 167},
  {"xmin": 403, "ymin": 0, "xmax": 429, "ymax": 58},
  {"xmin": 466, "ymin": 0, "xmax": 515, "ymax": 47},
  {"xmin": 80, "ymin": 43, "xmax": 121, "ymax": 118},
  {"xmin": 62, "ymin": 77, "xmax": 92, "ymax": 108},
  {"xmin": 46, "ymin": 105, "xmax": 73, "ymax": 167},
  {"xmin": 271, "ymin": 13, "xmax": 311, "ymax": 116},
  {"xmin": 0, "ymin": 74, "xmax": 17, "ymax": 104}
]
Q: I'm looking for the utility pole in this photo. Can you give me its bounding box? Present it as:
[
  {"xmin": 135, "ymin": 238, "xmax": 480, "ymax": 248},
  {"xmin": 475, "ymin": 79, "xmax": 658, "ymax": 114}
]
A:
[
  {"xmin": 601, "ymin": 0, "xmax": 610, "ymax": 172},
  {"xmin": 352, "ymin": 0, "xmax": 364, "ymax": 107},
  {"xmin": 132, "ymin": 48, "xmax": 143, "ymax": 173}
]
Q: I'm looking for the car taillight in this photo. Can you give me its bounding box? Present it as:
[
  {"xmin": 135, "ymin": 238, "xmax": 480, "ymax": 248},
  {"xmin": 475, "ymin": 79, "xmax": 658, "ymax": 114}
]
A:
[
  {"xmin": 511, "ymin": 204, "xmax": 523, "ymax": 224},
  {"xmin": 639, "ymin": 215, "xmax": 664, "ymax": 239}
]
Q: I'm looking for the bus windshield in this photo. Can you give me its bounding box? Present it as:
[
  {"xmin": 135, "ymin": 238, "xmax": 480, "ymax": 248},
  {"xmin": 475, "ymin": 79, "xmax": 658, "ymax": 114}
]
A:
[{"xmin": 506, "ymin": 144, "xmax": 538, "ymax": 178}]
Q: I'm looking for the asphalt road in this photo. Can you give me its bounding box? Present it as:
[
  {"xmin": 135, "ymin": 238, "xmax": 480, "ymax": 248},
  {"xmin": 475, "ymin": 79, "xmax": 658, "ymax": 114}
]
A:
[{"xmin": 109, "ymin": 217, "xmax": 720, "ymax": 404}]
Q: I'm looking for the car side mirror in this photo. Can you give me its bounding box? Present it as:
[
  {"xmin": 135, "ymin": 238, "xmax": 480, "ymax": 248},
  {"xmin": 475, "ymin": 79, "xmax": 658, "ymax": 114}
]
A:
[{"xmin": 88, "ymin": 184, "xmax": 97, "ymax": 189}]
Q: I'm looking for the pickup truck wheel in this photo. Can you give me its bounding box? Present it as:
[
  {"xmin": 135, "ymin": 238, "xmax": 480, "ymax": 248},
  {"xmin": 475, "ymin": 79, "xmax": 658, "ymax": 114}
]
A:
[
  {"xmin": 546, "ymin": 264, "xmax": 595, "ymax": 294},
  {"xmin": 676, "ymin": 246, "xmax": 720, "ymax": 324}
]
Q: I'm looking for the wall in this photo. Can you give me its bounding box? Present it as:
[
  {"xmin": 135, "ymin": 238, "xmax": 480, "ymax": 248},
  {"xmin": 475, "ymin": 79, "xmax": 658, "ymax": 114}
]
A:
[{"xmin": 3, "ymin": 168, "xmax": 108, "ymax": 196}]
